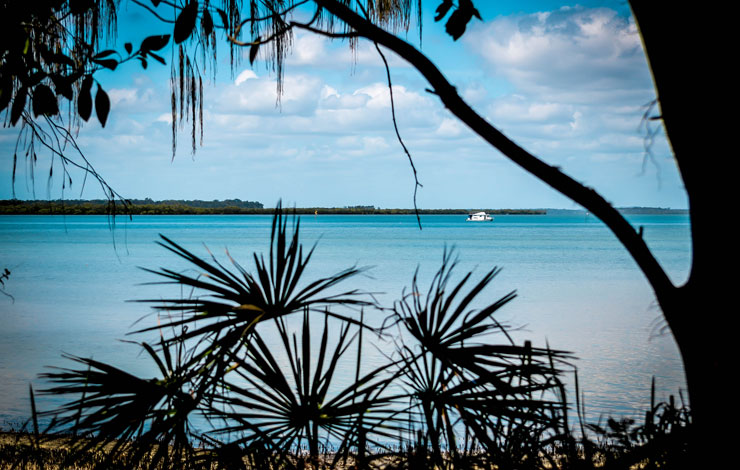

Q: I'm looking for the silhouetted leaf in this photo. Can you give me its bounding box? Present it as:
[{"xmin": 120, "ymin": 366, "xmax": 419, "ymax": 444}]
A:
[
  {"xmin": 151, "ymin": 0, "xmax": 162, "ymax": 6},
  {"xmin": 216, "ymin": 8, "xmax": 229, "ymax": 28},
  {"xmin": 435, "ymin": 0, "xmax": 453, "ymax": 21},
  {"xmin": 92, "ymin": 58, "xmax": 118, "ymax": 70},
  {"xmin": 249, "ymin": 41, "xmax": 260, "ymax": 65},
  {"xmin": 10, "ymin": 86, "xmax": 27, "ymax": 125},
  {"xmin": 124, "ymin": 42, "xmax": 133, "ymax": 54},
  {"xmin": 32, "ymin": 84, "xmax": 58, "ymax": 117},
  {"xmin": 174, "ymin": 1, "xmax": 199, "ymax": 44},
  {"xmin": 138, "ymin": 56, "xmax": 148, "ymax": 69},
  {"xmin": 78, "ymin": 75, "xmax": 93, "ymax": 121},
  {"xmin": 50, "ymin": 75, "xmax": 73, "ymax": 100},
  {"xmin": 149, "ymin": 52, "xmax": 166, "ymax": 65},
  {"xmin": 95, "ymin": 84, "xmax": 110, "ymax": 128},
  {"xmin": 141, "ymin": 34, "xmax": 170, "ymax": 52},
  {"xmin": 202, "ymin": 9, "xmax": 214, "ymax": 36},
  {"xmin": 445, "ymin": 0, "xmax": 481, "ymax": 40}
]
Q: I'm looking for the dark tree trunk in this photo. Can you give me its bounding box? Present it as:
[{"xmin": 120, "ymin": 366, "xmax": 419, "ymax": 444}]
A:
[{"xmin": 631, "ymin": 5, "xmax": 732, "ymax": 461}]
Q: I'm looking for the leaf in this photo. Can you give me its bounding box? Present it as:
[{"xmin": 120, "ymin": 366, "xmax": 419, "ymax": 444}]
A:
[
  {"xmin": 10, "ymin": 86, "xmax": 27, "ymax": 125},
  {"xmin": 51, "ymin": 74, "xmax": 73, "ymax": 100},
  {"xmin": 32, "ymin": 84, "xmax": 59, "ymax": 117},
  {"xmin": 435, "ymin": 0, "xmax": 454, "ymax": 22},
  {"xmin": 140, "ymin": 34, "xmax": 170, "ymax": 52},
  {"xmin": 216, "ymin": 8, "xmax": 229, "ymax": 28},
  {"xmin": 78, "ymin": 75, "xmax": 93, "ymax": 121},
  {"xmin": 149, "ymin": 52, "xmax": 166, "ymax": 65},
  {"xmin": 92, "ymin": 58, "xmax": 118, "ymax": 70},
  {"xmin": 53, "ymin": 71, "xmax": 82, "ymax": 100},
  {"xmin": 95, "ymin": 84, "xmax": 110, "ymax": 128},
  {"xmin": 124, "ymin": 42, "xmax": 133, "ymax": 54},
  {"xmin": 444, "ymin": 0, "xmax": 480, "ymax": 40},
  {"xmin": 249, "ymin": 41, "xmax": 260, "ymax": 65},
  {"xmin": 202, "ymin": 10, "xmax": 214, "ymax": 36},
  {"xmin": 174, "ymin": 1, "xmax": 199, "ymax": 44},
  {"xmin": 138, "ymin": 56, "xmax": 149, "ymax": 69}
]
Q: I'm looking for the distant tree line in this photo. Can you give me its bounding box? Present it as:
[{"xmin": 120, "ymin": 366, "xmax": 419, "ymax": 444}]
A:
[
  {"xmin": 615, "ymin": 207, "xmax": 689, "ymax": 215},
  {"xmin": 0, "ymin": 199, "xmax": 263, "ymax": 215},
  {"xmin": 0, "ymin": 200, "xmax": 549, "ymax": 215},
  {"xmin": 0, "ymin": 200, "xmax": 687, "ymax": 216}
]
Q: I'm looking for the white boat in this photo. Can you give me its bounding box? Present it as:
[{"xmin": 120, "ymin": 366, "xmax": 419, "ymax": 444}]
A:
[{"xmin": 466, "ymin": 211, "xmax": 493, "ymax": 222}]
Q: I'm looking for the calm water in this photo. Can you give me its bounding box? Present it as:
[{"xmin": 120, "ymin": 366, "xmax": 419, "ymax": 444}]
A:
[{"xmin": 0, "ymin": 213, "xmax": 691, "ymax": 426}]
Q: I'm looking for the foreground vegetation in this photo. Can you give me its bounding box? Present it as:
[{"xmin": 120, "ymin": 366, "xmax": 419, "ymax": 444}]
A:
[
  {"xmin": 0, "ymin": 396, "xmax": 692, "ymax": 470},
  {"xmin": 1, "ymin": 207, "xmax": 690, "ymax": 469}
]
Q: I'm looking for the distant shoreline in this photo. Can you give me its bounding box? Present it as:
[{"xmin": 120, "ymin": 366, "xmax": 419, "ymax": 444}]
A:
[{"xmin": 0, "ymin": 200, "xmax": 688, "ymax": 216}]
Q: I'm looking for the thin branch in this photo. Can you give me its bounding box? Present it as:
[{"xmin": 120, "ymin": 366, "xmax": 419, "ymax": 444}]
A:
[
  {"xmin": 315, "ymin": 0, "xmax": 675, "ymax": 300},
  {"xmin": 18, "ymin": 113, "xmax": 130, "ymax": 210},
  {"xmin": 639, "ymin": 99, "xmax": 662, "ymax": 188},
  {"xmin": 374, "ymin": 42, "xmax": 422, "ymax": 230},
  {"xmin": 228, "ymin": 23, "xmax": 293, "ymax": 47},
  {"xmin": 290, "ymin": 22, "xmax": 360, "ymax": 39},
  {"xmin": 0, "ymin": 268, "xmax": 13, "ymax": 303},
  {"xmin": 235, "ymin": 0, "xmax": 311, "ymax": 30}
]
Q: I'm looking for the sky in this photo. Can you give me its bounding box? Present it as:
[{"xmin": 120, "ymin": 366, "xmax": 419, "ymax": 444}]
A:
[{"xmin": 0, "ymin": 1, "xmax": 688, "ymax": 209}]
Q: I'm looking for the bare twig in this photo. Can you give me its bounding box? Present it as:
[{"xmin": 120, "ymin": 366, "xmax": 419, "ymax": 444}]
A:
[
  {"xmin": 639, "ymin": 99, "xmax": 662, "ymax": 188},
  {"xmin": 374, "ymin": 42, "xmax": 423, "ymax": 229}
]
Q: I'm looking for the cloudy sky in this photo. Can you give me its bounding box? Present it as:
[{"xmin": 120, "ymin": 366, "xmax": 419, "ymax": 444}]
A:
[{"xmin": 0, "ymin": 1, "xmax": 687, "ymax": 209}]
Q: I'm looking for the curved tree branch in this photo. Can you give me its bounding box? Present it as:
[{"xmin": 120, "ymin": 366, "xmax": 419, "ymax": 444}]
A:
[{"xmin": 315, "ymin": 0, "xmax": 676, "ymax": 302}]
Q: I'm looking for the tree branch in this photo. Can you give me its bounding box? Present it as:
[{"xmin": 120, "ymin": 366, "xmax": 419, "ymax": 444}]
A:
[{"xmin": 315, "ymin": 0, "xmax": 675, "ymax": 299}]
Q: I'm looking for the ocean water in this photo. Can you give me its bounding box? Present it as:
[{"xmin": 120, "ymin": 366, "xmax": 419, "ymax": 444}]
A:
[{"xmin": 0, "ymin": 213, "xmax": 691, "ymax": 427}]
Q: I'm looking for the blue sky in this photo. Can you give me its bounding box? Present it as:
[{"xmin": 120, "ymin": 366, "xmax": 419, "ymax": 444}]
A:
[{"xmin": 0, "ymin": 1, "xmax": 688, "ymax": 209}]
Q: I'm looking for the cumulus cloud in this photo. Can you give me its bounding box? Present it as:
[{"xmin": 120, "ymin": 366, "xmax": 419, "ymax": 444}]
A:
[
  {"xmin": 106, "ymin": 86, "xmax": 161, "ymax": 112},
  {"xmin": 215, "ymin": 71, "xmax": 323, "ymax": 116},
  {"xmin": 468, "ymin": 6, "xmax": 650, "ymax": 100},
  {"xmin": 458, "ymin": 5, "xmax": 665, "ymax": 182}
]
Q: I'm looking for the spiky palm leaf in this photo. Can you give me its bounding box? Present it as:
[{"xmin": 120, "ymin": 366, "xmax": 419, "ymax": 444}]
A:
[
  {"xmin": 205, "ymin": 308, "xmax": 401, "ymax": 468},
  {"xmin": 39, "ymin": 336, "xmax": 204, "ymax": 469},
  {"xmin": 135, "ymin": 203, "xmax": 371, "ymax": 350},
  {"xmin": 390, "ymin": 250, "xmax": 569, "ymax": 461},
  {"xmin": 129, "ymin": 204, "xmax": 375, "ymax": 416}
]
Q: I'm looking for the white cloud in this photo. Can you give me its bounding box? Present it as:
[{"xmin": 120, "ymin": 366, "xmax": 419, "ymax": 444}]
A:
[
  {"xmin": 468, "ymin": 6, "xmax": 650, "ymax": 100},
  {"xmin": 436, "ymin": 118, "xmax": 464, "ymax": 137},
  {"xmin": 456, "ymin": 5, "xmax": 667, "ymax": 187},
  {"xmin": 107, "ymin": 86, "xmax": 160, "ymax": 111},
  {"xmin": 234, "ymin": 69, "xmax": 258, "ymax": 86}
]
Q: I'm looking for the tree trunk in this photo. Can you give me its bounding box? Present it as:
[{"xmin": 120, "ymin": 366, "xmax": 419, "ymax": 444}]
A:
[
  {"xmin": 655, "ymin": 281, "xmax": 729, "ymax": 465},
  {"xmin": 630, "ymin": 5, "xmax": 732, "ymax": 462}
]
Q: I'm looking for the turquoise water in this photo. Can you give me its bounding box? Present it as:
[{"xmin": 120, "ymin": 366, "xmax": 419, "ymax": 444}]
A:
[{"xmin": 0, "ymin": 213, "xmax": 691, "ymax": 426}]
